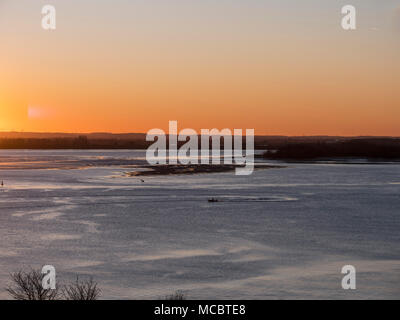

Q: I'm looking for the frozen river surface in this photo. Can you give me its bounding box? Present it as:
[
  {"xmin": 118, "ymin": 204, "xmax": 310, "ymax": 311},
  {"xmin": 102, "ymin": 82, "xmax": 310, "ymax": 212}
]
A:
[{"xmin": 0, "ymin": 150, "xmax": 399, "ymax": 299}]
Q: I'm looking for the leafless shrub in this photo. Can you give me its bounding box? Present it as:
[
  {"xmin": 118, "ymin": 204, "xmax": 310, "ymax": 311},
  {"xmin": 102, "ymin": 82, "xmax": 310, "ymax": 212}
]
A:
[
  {"xmin": 61, "ymin": 277, "xmax": 101, "ymax": 300},
  {"xmin": 165, "ymin": 290, "xmax": 186, "ymax": 300},
  {"xmin": 6, "ymin": 269, "xmax": 59, "ymax": 300}
]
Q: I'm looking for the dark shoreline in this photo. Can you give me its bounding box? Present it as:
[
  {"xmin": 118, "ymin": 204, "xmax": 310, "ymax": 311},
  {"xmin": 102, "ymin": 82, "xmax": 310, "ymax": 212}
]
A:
[
  {"xmin": 125, "ymin": 164, "xmax": 285, "ymax": 176},
  {"xmin": 256, "ymin": 155, "xmax": 400, "ymax": 164},
  {"xmin": 2, "ymin": 136, "xmax": 399, "ymax": 151}
]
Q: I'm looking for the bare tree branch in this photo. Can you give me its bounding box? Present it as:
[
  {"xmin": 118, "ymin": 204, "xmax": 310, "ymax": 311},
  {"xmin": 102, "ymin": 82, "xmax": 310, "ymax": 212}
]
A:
[
  {"xmin": 61, "ymin": 277, "xmax": 101, "ymax": 300},
  {"xmin": 6, "ymin": 269, "xmax": 59, "ymax": 300},
  {"xmin": 165, "ymin": 290, "xmax": 186, "ymax": 300}
]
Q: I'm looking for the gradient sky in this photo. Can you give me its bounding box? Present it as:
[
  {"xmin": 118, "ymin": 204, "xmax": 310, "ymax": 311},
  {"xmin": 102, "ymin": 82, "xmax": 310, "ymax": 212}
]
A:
[{"xmin": 1, "ymin": 0, "xmax": 399, "ymax": 135}]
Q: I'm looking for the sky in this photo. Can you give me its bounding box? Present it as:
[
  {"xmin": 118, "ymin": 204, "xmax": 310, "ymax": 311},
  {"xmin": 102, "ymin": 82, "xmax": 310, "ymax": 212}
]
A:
[{"xmin": 0, "ymin": 0, "xmax": 399, "ymax": 135}]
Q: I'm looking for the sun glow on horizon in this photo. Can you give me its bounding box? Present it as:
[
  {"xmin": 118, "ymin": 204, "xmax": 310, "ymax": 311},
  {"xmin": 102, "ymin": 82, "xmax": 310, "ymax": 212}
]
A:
[{"xmin": 0, "ymin": 0, "xmax": 399, "ymax": 136}]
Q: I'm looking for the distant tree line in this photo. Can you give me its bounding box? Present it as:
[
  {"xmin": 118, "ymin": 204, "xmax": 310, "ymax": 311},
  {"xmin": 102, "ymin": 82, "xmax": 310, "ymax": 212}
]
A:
[
  {"xmin": 0, "ymin": 135, "xmax": 254, "ymax": 150},
  {"xmin": 263, "ymin": 138, "xmax": 400, "ymax": 160},
  {"xmin": 0, "ymin": 136, "xmax": 152, "ymax": 149},
  {"xmin": 1, "ymin": 136, "xmax": 400, "ymax": 155}
]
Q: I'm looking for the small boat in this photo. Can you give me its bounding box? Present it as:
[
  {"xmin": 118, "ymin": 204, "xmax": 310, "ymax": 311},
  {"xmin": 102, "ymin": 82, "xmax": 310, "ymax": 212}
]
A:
[{"xmin": 208, "ymin": 198, "xmax": 219, "ymax": 203}]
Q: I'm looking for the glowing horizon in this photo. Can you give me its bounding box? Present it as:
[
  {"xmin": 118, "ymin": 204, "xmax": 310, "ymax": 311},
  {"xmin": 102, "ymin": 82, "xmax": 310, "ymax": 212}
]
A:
[{"xmin": 1, "ymin": 0, "xmax": 400, "ymax": 136}]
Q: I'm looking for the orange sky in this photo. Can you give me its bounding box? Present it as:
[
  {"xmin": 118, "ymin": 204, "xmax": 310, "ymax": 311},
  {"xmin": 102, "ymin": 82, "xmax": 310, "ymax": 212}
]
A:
[{"xmin": 1, "ymin": 1, "xmax": 400, "ymax": 135}]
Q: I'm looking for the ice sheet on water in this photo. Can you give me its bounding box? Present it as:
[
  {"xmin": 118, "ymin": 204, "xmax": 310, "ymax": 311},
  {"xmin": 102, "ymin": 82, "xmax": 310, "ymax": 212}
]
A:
[{"xmin": 0, "ymin": 150, "xmax": 399, "ymax": 299}]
